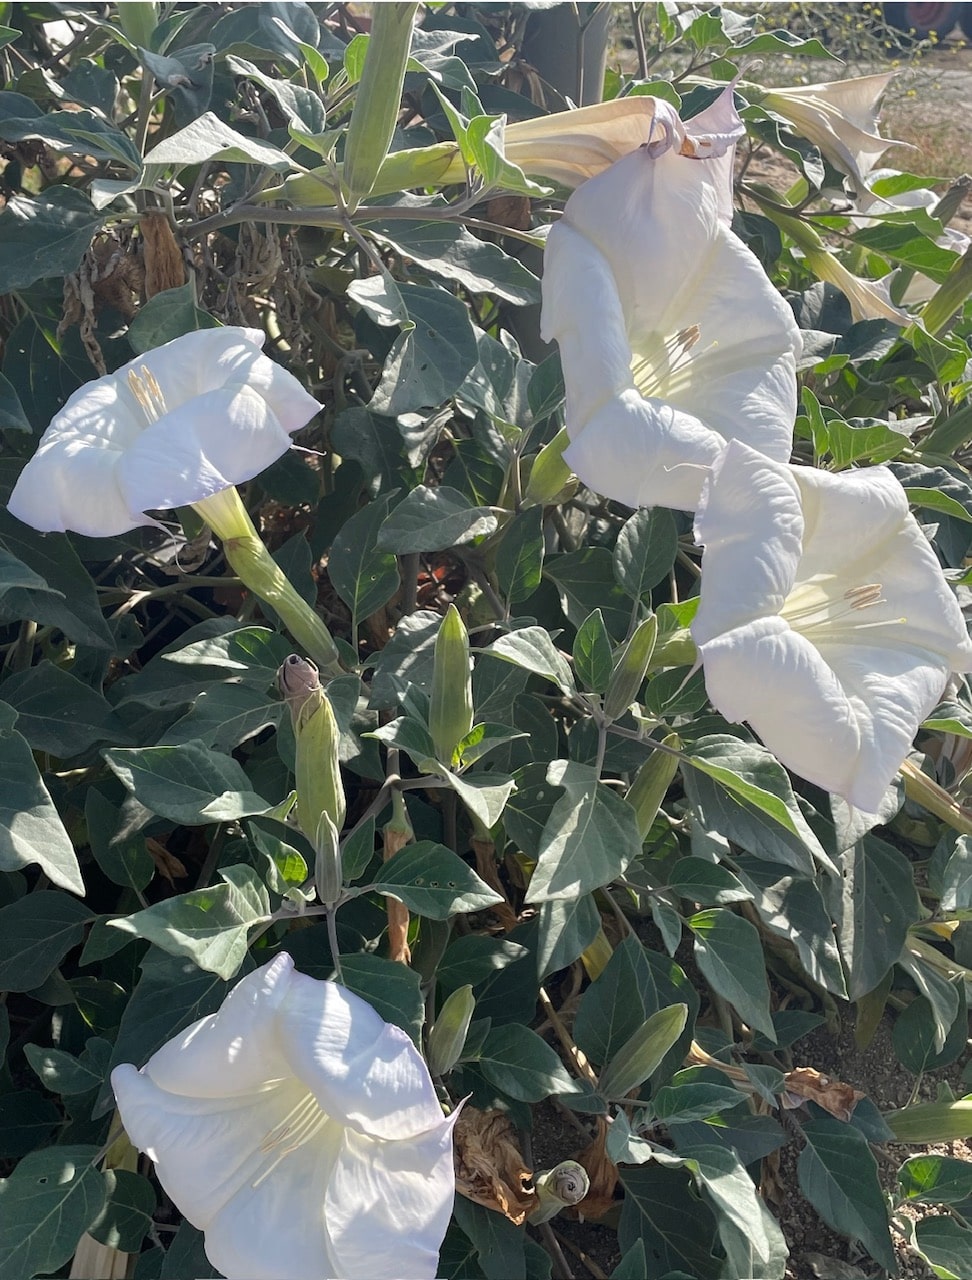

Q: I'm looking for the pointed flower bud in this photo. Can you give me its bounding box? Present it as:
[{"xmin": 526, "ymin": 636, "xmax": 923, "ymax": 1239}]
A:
[
  {"xmin": 427, "ymin": 985, "xmax": 475, "ymax": 1078},
  {"xmin": 603, "ymin": 615, "xmax": 658, "ymax": 722},
  {"xmin": 598, "ymin": 1003, "xmax": 688, "ymax": 1101},
  {"xmin": 314, "ymin": 811, "xmax": 344, "ymax": 907},
  {"xmin": 626, "ymin": 737, "xmax": 680, "ymax": 842},
  {"xmin": 429, "ymin": 605, "xmax": 474, "ymax": 767},
  {"xmin": 343, "ymin": 3, "xmax": 418, "ymax": 204},
  {"xmin": 277, "ymin": 655, "xmax": 346, "ymax": 838}
]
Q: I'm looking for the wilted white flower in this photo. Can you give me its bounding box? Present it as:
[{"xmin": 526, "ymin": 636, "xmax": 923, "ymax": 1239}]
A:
[
  {"xmin": 691, "ymin": 440, "xmax": 972, "ymax": 811},
  {"xmin": 7, "ymin": 327, "xmax": 321, "ymax": 538},
  {"xmin": 540, "ymin": 92, "xmax": 801, "ymax": 512},
  {"xmin": 112, "ymin": 953, "xmax": 458, "ymax": 1280},
  {"xmin": 761, "ymin": 73, "xmax": 904, "ymax": 193}
]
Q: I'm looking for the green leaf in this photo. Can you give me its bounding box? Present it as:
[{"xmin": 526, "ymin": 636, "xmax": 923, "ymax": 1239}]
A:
[
  {"xmin": 377, "ymin": 485, "xmax": 497, "ymax": 553},
  {"xmin": 339, "ymin": 951, "xmax": 425, "ymax": 1045},
  {"xmin": 103, "ymin": 739, "xmax": 271, "ymax": 824},
  {"xmin": 109, "ymin": 865, "xmax": 270, "ymax": 979},
  {"xmin": 914, "ymin": 1216, "xmax": 972, "ymax": 1280},
  {"xmin": 823, "ymin": 835, "xmax": 919, "ymax": 1000},
  {"xmin": 0, "ymin": 704, "xmax": 85, "ymax": 893},
  {"xmin": 478, "ymin": 1023, "xmax": 586, "ymax": 1101},
  {"xmin": 667, "ymin": 857, "xmax": 752, "ymax": 906},
  {"xmin": 527, "ymin": 760, "xmax": 642, "ymax": 902},
  {"xmin": 906, "ymin": 486, "xmax": 972, "ymax": 523},
  {"xmin": 484, "ymin": 627, "xmax": 575, "ymax": 695},
  {"xmin": 685, "ymin": 735, "xmax": 836, "ymax": 873},
  {"xmin": 495, "ymin": 507, "xmax": 544, "ymax": 605},
  {"xmin": 0, "ymin": 1146, "xmax": 105, "ymax": 1280},
  {"xmin": 0, "ymin": 106, "xmax": 141, "ymax": 169},
  {"xmin": 85, "ymin": 789, "xmax": 154, "ymax": 893},
  {"xmin": 365, "ymin": 840, "xmax": 502, "ymax": 918},
  {"xmin": 653, "ymin": 1082, "xmax": 746, "ymax": 1123},
  {"xmin": 617, "ymin": 1163, "xmax": 722, "ymax": 1280},
  {"xmin": 0, "ymin": 511, "xmax": 114, "ymax": 650},
  {"xmin": 573, "ymin": 610, "xmax": 614, "ymax": 695},
  {"xmin": 0, "ymin": 187, "xmax": 103, "ymax": 290},
  {"xmin": 892, "ymin": 989, "xmax": 967, "ymax": 1074},
  {"xmin": 145, "ymin": 110, "xmax": 292, "ymax": 172},
  {"xmin": 453, "ymin": 1197, "xmax": 527, "ymax": 1280},
  {"xmin": 686, "ymin": 1144, "xmax": 788, "ymax": 1274},
  {"xmin": 544, "ymin": 546, "xmax": 631, "ymax": 639},
  {"xmin": 227, "ymin": 56, "xmax": 325, "ymax": 133},
  {"xmin": 158, "ymin": 683, "xmax": 282, "ymax": 753},
  {"xmin": 536, "ymin": 893, "xmax": 601, "ymax": 982},
  {"xmin": 25, "ymin": 1038, "xmax": 111, "ymax": 1096},
  {"xmin": 367, "ymin": 283, "xmax": 479, "ymax": 416},
  {"xmin": 613, "ymin": 507, "xmax": 679, "ymax": 599},
  {"xmin": 0, "ymin": 1091, "xmax": 60, "ymax": 1158},
  {"xmin": 328, "ymin": 493, "xmax": 401, "ymax": 631},
  {"xmin": 0, "ymin": 661, "xmax": 127, "ymax": 756},
  {"xmin": 735, "ymin": 858, "xmax": 848, "ymax": 999},
  {"xmin": 437, "ymin": 770, "xmax": 515, "ymax": 829},
  {"xmin": 89, "ymin": 1170, "xmax": 157, "ymax": 1252},
  {"xmin": 899, "ymin": 1154, "xmax": 972, "ymax": 1205},
  {"xmin": 0, "ymin": 371, "xmax": 31, "ymax": 432},
  {"xmin": 688, "ymin": 908, "xmax": 775, "ymax": 1040},
  {"xmin": 798, "ymin": 1115, "xmax": 896, "ymax": 1273},
  {"xmin": 369, "ymin": 220, "xmax": 539, "ymax": 306},
  {"xmin": 127, "ymin": 283, "xmax": 221, "ymax": 353}
]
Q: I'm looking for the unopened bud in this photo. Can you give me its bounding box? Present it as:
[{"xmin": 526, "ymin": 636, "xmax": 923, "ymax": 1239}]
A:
[
  {"xmin": 343, "ymin": 3, "xmax": 418, "ymax": 204},
  {"xmin": 626, "ymin": 737, "xmax": 680, "ymax": 841},
  {"xmin": 278, "ymin": 656, "xmax": 346, "ymax": 837},
  {"xmin": 314, "ymin": 811, "xmax": 343, "ymax": 906},
  {"xmin": 524, "ymin": 428, "xmax": 576, "ymax": 507},
  {"xmin": 427, "ymin": 984, "xmax": 475, "ymax": 1077},
  {"xmin": 603, "ymin": 615, "xmax": 657, "ymax": 722},
  {"xmin": 598, "ymin": 1003, "xmax": 688, "ymax": 1100},
  {"xmin": 429, "ymin": 605, "xmax": 474, "ymax": 767},
  {"xmin": 528, "ymin": 1161, "xmax": 590, "ymax": 1225}
]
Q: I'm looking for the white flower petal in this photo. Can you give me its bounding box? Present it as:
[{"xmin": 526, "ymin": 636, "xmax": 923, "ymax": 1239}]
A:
[
  {"xmin": 693, "ymin": 443, "xmax": 804, "ymax": 639},
  {"xmin": 697, "ymin": 614, "xmax": 864, "ymax": 800},
  {"xmin": 142, "ymin": 953, "xmax": 294, "ymax": 1098},
  {"xmin": 8, "ymin": 327, "xmax": 323, "ymax": 537},
  {"xmin": 111, "ymin": 1064, "xmax": 327, "ymax": 1229},
  {"xmin": 541, "ymin": 132, "xmax": 800, "ymax": 512},
  {"xmin": 116, "ymin": 384, "xmax": 293, "ymax": 513},
  {"xmin": 6, "ymin": 434, "xmax": 147, "ymax": 536},
  {"xmin": 276, "ymin": 971, "xmax": 444, "ymax": 1140},
  {"xmin": 692, "ymin": 440, "xmax": 972, "ymax": 806},
  {"xmin": 564, "ymin": 388, "xmax": 723, "ymax": 511},
  {"xmin": 202, "ymin": 1125, "xmax": 343, "ymax": 1280},
  {"xmin": 324, "ymin": 1119, "xmax": 459, "ymax": 1280}
]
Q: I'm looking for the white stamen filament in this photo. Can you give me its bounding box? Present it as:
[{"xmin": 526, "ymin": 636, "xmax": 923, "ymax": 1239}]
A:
[
  {"xmin": 631, "ymin": 325, "xmax": 717, "ymax": 399},
  {"xmin": 252, "ymin": 1089, "xmax": 329, "ymax": 1188},
  {"xmin": 127, "ymin": 367, "xmax": 167, "ymax": 424},
  {"xmin": 781, "ymin": 578, "xmax": 906, "ymax": 639}
]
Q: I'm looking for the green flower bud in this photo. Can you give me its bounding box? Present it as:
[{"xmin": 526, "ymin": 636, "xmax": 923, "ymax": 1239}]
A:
[
  {"xmin": 429, "ymin": 605, "xmax": 473, "ymax": 767},
  {"xmin": 626, "ymin": 736, "xmax": 680, "ymax": 841},
  {"xmin": 343, "ymin": 3, "xmax": 418, "ymax": 204},
  {"xmin": 277, "ymin": 655, "xmax": 346, "ymax": 838},
  {"xmin": 524, "ymin": 428, "xmax": 576, "ymax": 507},
  {"xmin": 603, "ymin": 615, "xmax": 657, "ymax": 722},
  {"xmin": 598, "ymin": 1003, "xmax": 688, "ymax": 1101},
  {"xmin": 314, "ymin": 811, "xmax": 343, "ymax": 907},
  {"xmin": 427, "ymin": 984, "xmax": 475, "ymax": 1077},
  {"xmin": 527, "ymin": 1161, "xmax": 590, "ymax": 1225}
]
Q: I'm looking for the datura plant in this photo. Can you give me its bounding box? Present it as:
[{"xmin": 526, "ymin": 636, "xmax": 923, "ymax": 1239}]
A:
[{"xmin": 3, "ymin": 7, "xmax": 972, "ymax": 1280}]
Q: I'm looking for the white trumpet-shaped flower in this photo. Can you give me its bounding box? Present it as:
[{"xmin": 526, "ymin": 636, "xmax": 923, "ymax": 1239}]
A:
[
  {"xmin": 761, "ymin": 73, "xmax": 904, "ymax": 193},
  {"xmin": 691, "ymin": 441, "xmax": 972, "ymax": 811},
  {"xmin": 540, "ymin": 92, "xmax": 801, "ymax": 512},
  {"xmin": 111, "ymin": 953, "xmax": 458, "ymax": 1280},
  {"xmin": 7, "ymin": 327, "xmax": 321, "ymax": 538}
]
